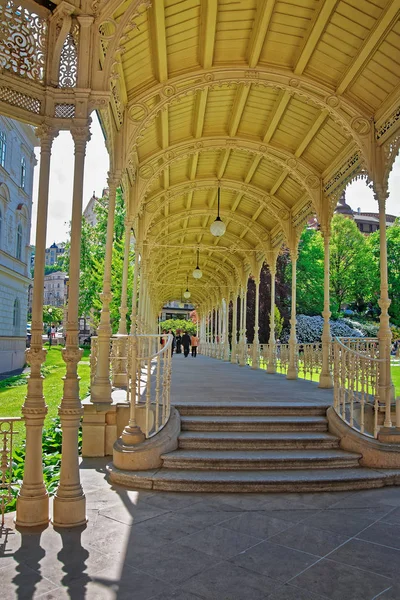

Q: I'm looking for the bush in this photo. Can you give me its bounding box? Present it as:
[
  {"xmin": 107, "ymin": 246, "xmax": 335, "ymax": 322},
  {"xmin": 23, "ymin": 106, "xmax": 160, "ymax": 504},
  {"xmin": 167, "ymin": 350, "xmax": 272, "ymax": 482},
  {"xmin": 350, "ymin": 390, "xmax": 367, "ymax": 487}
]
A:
[
  {"xmin": 342, "ymin": 318, "xmax": 379, "ymax": 337},
  {"xmin": 281, "ymin": 315, "xmax": 363, "ymax": 344}
]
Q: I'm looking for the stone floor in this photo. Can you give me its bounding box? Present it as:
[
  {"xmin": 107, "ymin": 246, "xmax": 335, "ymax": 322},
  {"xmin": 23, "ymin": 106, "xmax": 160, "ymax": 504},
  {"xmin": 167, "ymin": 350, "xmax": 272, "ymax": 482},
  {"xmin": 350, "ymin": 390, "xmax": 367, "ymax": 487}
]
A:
[
  {"xmin": 2, "ymin": 459, "xmax": 400, "ymax": 600},
  {"xmin": 3, "ymin": 355, "xmax": 399, "ymax": 599}
]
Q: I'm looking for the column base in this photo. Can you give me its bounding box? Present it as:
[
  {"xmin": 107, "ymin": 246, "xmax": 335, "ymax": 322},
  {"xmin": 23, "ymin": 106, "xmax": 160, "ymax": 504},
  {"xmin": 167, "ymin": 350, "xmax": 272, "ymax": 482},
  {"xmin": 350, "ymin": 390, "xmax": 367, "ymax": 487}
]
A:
[
  {"xmin": 90, "ymin": 378, "xmax": 113, "ymax": 403},
  {"xmin": 318, "ymin": 372, "xmax": 333, "ymax": 389},
  {"xmin": 286, "ymin": 368, "xmax": 298, "ymax": 380},
  {"xmin": 15, "ymin": 491, "xmax": 49, "ymax": 528},
  {"xmin": 377, "ymin": 427, "xmax": 400, "ymax": 444},
  {"xmin": 266, "ymin": 365, "xmax": 276, "ymax": 374},
  {"xmin": 121, "ymin": 425, "xmax": 145, "ymax": 445},
  {"xmin": 52, "ymin": 492, "xmax": 87, "ymax": 528}
]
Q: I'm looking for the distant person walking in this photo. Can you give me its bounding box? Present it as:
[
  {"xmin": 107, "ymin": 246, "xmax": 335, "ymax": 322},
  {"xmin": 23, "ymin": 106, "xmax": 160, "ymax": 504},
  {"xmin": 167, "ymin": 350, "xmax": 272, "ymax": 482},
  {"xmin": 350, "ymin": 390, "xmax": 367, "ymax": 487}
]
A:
[
  {"xmin": 175, "ymin": 333, "xmax": 182, "ymax": 354},
  {"xmin": 191, "ymin": 334, "xmax": 198, "ymax": 357},
  {"xmin": 47, "ymin": 325, "xmax": 52, "ymax": 346},
  {"xmin": 182, "ymin": 331, "xmax": 191, "ymax": 358}
]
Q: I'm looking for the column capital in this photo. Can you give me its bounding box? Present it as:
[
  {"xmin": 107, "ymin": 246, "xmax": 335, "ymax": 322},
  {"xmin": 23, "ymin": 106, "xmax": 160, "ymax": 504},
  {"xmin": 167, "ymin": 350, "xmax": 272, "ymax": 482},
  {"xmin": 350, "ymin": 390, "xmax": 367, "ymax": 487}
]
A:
[
  {"xmin": 108, "ymin": 171, "xmax": 122, "ymax": 190},
  {"xmin": 373, "ymin": 184, "xmax": 389, "ymax": 209},
  {"xmin": 71, "ymin": 124, "xmax": 91, "ymax": 151},
  {"xmin": 77, "ymin": 15, "xmax": 94, "ymax": 28},
  {"xmin": 35, "ymin": 124, "xmax": 59, "ymax": 147}
]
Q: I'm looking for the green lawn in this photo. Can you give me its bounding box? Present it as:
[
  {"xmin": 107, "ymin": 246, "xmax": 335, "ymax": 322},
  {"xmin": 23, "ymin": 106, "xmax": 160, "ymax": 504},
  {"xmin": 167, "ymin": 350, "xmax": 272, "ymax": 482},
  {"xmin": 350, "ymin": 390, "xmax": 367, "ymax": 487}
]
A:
[{"xmin": 0, "ymin": 346, "xmax": 91, "ymax": 445}]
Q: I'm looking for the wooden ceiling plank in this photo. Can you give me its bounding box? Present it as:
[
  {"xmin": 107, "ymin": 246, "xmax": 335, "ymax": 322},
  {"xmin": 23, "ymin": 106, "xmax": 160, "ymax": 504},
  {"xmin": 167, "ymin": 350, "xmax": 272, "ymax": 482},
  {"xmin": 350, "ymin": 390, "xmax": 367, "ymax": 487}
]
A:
[
  {"xmin": 245, "ymin": 155, "xmax": 263, "ymax": 184},
  {"xmin": 193, "ymin": 88, "xmax": 209, "ymax": 138},
  {"xmin": 229, "ymin": 84, "xmax": 251, "ymax": 137},
  {"xmin": 262, "ymin": 90, "xmax": 291, "ymax": 143},
  {"xmin": 247, "ymin": 0, "xmax": 276, "ymax": 68},
  {"xmin": 217, "ymin": 149, "xmax": 231, "ymax": 179},
  {"xmin": 149, "ymin": 0, "xmax": 168, "ymax": 83},
  {"xmin": 294, "ymin": 0, "xmax": 338, "ymax": 75},
  {"xmin": 336, "ymin": 0, "xmax": 400, "ymax": 95},
  {"xmin": 270, "ymin": 169, "xmax": 288, "ymax": 195},
  {"xmin": 295, "ymin": 109, "xmax": 329, "ymax": 158},
  {"xmin": 200, "ymin": 0, "xmax": 218, "ymax": 69}
]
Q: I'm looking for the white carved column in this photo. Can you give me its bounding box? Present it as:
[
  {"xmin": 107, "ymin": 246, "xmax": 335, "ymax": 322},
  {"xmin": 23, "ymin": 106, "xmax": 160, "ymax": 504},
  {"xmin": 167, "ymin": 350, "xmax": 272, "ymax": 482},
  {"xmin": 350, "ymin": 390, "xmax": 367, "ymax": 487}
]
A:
[
  {"xmin": 287, "ymin": 248, "xmax": 298, "ymax": 380},
  {"xmin": 252, "ymin": 275, "xmax": 260, "ymax": 370},
  {"xmin": 375, "ymin": 188, "xmax": 395, "ymax": 438},
  {"xmin": 267, "ymin": 264, "xmax": 277, "ymax": 374},
  {"xmin": 118, "ymin": 220, "xmax": 132, "ymax": 335},
  {"xmin": 231, "ymin": 292, "xmax": 238, "ymax": 364},
  {"xmin": 319, "ymin": 229, "xmax": 333, "ymax": 388},
  {"xmin": 239, "ymin": 284, "xmax": 247, "ymax": 366},
  {"xmin": 90, "ymin": 175, "xmax": 120, "ymax": 403},
  {"xmin": 211, "ymin": 307, "xmax": 215, "ymax": 357},
  {"xmin": 53, "ymin": 125, "xmax": 91, "ymax": 528},
  {"xmin": 130, "ymin": 242, "xmax": 140, "ymax": 334},
  {"xmin": 16, "ymin": 125, "xmax": 58, "ymax": 527},
  {"xmin": 224, "ymin": 298, "xmax": 230, "ymax": 361}
]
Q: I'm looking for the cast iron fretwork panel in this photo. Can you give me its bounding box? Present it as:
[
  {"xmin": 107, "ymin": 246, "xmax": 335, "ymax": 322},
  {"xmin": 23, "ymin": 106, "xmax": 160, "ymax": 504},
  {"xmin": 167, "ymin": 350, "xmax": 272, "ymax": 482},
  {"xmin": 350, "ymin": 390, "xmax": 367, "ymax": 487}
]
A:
[
  {"xmin": 0, "ymin": 1, "xmax": 47, "ymax": 83},
  {"xmin": 58, "ymin": 21, "xmax": 79, "ymax": 88}
]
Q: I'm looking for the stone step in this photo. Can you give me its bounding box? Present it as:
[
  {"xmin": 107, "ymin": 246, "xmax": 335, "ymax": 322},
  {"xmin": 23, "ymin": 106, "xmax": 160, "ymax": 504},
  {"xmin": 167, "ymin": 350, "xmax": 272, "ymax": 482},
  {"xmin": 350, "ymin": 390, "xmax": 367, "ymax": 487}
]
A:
[
  {"xmin": 178, "ymin": 431, "xmax": 339, "ymax": 451},
  {"xmin": 162, "ymin": 448, "xmax": 361, "ymax": 470},
  {"xmin": 107, "ymin": 465, "xmax": 393, "ymax": 493},
  {"xmin": 180, "ymin": 415, "xmax": 328, "ymax": 433},
  {"xmin": 174, "ymin": 402, "xmax": 329, "ymax": 417}
]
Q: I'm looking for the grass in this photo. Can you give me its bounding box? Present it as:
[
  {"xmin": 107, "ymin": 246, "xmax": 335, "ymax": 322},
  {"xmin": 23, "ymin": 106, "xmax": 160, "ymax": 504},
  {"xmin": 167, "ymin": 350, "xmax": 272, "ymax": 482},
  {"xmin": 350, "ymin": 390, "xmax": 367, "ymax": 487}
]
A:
[{"xmin": 0, "ymin": 346, "xmax": 91, "ymax": 445}]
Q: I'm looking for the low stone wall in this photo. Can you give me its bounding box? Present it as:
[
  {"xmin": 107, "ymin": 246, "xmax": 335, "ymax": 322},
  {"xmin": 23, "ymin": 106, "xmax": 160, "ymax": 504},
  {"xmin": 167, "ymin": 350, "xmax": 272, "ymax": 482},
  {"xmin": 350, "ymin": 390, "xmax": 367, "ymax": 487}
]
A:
[
  {"xmin": 327, "ymin": 406, "xmax": 400, "ymax": 469},
  {"xmin": 0, "ymin": 336, "xmax": 26, "ymax": 374}
]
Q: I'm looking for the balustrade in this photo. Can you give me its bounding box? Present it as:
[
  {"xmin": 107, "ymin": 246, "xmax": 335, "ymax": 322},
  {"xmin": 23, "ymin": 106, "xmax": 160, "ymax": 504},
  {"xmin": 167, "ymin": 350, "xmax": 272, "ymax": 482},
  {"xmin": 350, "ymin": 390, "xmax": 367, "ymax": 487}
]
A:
[{"xmin": 0, "ymin": 418, "xmax": 22, "ymax": 526}]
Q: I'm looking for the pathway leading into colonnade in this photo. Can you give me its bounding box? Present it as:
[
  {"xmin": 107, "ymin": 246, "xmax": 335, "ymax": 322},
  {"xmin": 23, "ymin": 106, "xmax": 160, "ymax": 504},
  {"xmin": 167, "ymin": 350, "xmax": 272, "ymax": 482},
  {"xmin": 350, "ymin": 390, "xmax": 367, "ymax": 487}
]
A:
[
  {"xmin": 109, "ymin": 354, "xmax": 399, "ymax": 494},
  {"xmin": 170, "ymin": 353, "xmax": 333, "ymax": 407}
]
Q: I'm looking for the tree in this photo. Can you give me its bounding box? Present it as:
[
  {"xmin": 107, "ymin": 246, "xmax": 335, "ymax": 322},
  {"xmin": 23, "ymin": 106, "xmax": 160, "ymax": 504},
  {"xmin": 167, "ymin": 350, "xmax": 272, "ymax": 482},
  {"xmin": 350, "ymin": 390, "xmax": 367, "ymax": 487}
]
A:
[
  {"xmin": 43, "ymin": 305, "xmax": 63, "ymax": 325},
  {"xmin": 63, "ymin": 188, "xmax": 133, "ymax": 333},
  {"xmin": 159, "ymin": 318, "xmax": 197, "ymax": 335},
  {"xmin": 329, "ymin": 215, "xmax": 371, "ymax": 314},
  {"xmin": 294, "ymin": 228, "xmax": 324, "ymax": 316},
  {"xmin": 367, "ymin": 218, "xmax": 400, "ymax": 325}
]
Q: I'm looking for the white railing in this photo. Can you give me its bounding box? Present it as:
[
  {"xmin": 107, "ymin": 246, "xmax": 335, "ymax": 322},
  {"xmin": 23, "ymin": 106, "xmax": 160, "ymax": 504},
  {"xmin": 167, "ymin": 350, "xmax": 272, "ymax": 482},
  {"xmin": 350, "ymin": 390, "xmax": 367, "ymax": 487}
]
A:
[
  {"xmin": 91, "ymin": 334, "xmax": 173, "ymax": 439},
  {"xmin": 333, "ymin": 337, "xmax": 383, "ymax": 438},
  {"xmin": 0, "ymin": 417, "xmax": 21, "ymax": 526}
]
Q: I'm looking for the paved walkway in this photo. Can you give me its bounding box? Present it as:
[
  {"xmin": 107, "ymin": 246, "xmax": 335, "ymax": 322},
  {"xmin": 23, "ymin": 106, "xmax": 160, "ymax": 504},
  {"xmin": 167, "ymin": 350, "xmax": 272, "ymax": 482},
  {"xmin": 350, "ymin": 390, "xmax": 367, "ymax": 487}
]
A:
[
  {"xmin": 170, "ymin": 353, "xmax": 333, "ymax": 406},
  {"xmin": 2, "ymin": 459, "xmax": 400, "ymax": 600},
  {"xmin": 3, "ymin": 356, "xmax": 399, "ymax": 599}
]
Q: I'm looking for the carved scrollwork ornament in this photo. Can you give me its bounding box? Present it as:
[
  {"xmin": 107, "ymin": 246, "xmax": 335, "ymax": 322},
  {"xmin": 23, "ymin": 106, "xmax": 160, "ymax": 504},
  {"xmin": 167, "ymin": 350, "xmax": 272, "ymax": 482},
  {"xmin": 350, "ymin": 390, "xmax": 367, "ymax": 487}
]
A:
[{"xmin": 62, "ymin": 347, "xmax": 84, "ymax": 364}]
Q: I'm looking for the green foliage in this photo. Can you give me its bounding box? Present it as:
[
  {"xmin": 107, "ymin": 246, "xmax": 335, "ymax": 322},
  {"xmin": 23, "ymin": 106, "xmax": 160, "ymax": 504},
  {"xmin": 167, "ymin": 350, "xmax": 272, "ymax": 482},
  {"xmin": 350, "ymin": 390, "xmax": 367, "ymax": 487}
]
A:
[
  {"xmin": 44, "ymin": 263, "xmax": 65, "ymax": 276},
  {"xmin": 63, "ymin": 188, "xmax": 132, "ymax": 333},
  {"xmin": 295, "ymin": 229, "xmax": 324, "ymax": 315},
  {"xmin": 6, "ymin": 417, "xmax": 83, "ymax": 512},
  {"xmin": 274, "ymin": 306, "xmax": 284, "ymax": 340},
  {"xmin": 159, "ymin": 318, "xmax": 197, "ymax": 335},
  {"xmin": 43, "ymin": 305, "xmax": 64, "ymax": 325},
  {"xmin": 330, "ymin": 215, "xmax": 371, "ymax": 314}
]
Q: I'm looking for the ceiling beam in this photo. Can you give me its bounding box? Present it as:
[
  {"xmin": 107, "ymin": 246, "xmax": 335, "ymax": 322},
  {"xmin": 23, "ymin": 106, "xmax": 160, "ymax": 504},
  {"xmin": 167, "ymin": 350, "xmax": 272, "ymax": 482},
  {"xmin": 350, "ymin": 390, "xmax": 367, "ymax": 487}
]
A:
[
  {"xmin": 200, "ymin": 0, "xmax": 218, "ymax": 69},
  {"xmin": 193, "ymin": 89, "xmax": 208, "ymax": 138},
  {"xmin": 186, "ymin": 191, "xmax": 194, "ymax": 210},
  {"xmin": 247, "ymin": 0, "xmax": 276, "ymax": 68},
  {"xmin": 231, "ymin": 192, "xmax": 244, "ymax": 212},
  {"xmin": 217, "ymin": 149, "xmax": 231, "ymax": 179},
  {"xmin": 262, "ymin": 90, "xmax": 291, "ymax": 143},
  {"xmin": 270, "ymin": 169, "xmax": 288, "ymax": 195},
  {"xmin": 229, "ymin": 84, "xmax": 251, "ymax": 137},
  {"xmin": 336, "ymin": 0, "xmax": 400, "ymax": 95},
  {"xmin": 294, "ymin": 0, "xmax": 338, "ymax": 75},
  {"xmin": 189, "ymin": 153, "xmax": 199, "ymax": 180},
  {"xmin": 245, "ymin": 155, "xmax": 262, "ymax": 184},
  {"xmin": 252, "ymin": 205, "xmax": 264, "ymax": 221},
  {"xmin": 149, "ymin": 0, "xmax": 168, "ymax": 83},
  {"xmin": 295, "ymin": 109, "xmax": 329, "ymax": 158}
]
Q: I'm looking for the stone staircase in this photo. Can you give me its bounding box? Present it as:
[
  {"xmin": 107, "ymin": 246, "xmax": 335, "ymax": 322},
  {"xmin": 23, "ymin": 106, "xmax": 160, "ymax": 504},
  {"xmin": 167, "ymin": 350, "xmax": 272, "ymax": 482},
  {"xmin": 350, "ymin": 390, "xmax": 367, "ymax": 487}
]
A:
[{"xmin": 109, "ymin": 402, "xmax": 395, "ymax": 492}]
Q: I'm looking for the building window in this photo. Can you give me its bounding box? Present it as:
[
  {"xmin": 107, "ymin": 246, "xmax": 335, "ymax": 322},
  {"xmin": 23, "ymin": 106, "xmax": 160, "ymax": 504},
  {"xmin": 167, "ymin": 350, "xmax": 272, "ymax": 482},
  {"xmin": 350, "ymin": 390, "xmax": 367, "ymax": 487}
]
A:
[
  {"xmin": 0, "ymin": 132, "xmax": 6, "ymax": 168},
  {"xmin": 20, "ymin": 157, "xmax": 26, "ymax": 189},
  {"xmin": 0, "ymin": 207, "xmax": 2, "ymax": 245},
  {"xmin": 16, "ymin": 223, "xmax": 22, "ymax": 260},
  {"xmin": 13, "ymin": 298, "xmax": 20, "ymax": 334}
]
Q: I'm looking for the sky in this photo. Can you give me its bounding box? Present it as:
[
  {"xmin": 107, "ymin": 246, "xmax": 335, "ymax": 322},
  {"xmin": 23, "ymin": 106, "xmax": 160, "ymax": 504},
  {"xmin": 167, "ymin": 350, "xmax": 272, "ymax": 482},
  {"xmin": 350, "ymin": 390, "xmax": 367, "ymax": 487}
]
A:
[{"xmin": 30, "ymin": 115, "xmax": 400, "ymax": 246}]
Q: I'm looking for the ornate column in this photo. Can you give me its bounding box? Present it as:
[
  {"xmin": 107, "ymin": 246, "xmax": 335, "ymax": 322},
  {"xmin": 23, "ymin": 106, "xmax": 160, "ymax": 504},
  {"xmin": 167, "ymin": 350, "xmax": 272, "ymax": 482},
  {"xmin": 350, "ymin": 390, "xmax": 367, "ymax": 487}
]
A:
[
  {"xmin": 252, "ymin": 275, "xmax": 260, "ymax": 370},
  {"xmin": 375, "ymin": 187, "xmax": 395, "ymax": 437},
  {"xmin": 239, "ymin": 284, "xmax": 247, "ymax": 366},
  {"xmin": 53, "ymin": 124, "xmax": 91, "ymax": 528},
  {"xmin": 319, "ymin": 229, "xmax": 333, "ymax": 388},
  {"xmin": 267, "ymin": 264, "xmax": 277, "ymax": 374},
  {"xmin": 16, "ymin": 125, "xmax": 58, "ymax": 528},
  {"xmin": 118, "ymin": 220, "xmax": 132, "ymax": 335},
  {"xmin": 211, "ymin": 307, "xmax": 215, "ymax": 357},
  {"xmin": 231, "ymin": 292, "xmax": 238, "ymax": 364},
  {"xmin": 130, "ymin": 242, "xmax": 140, "ymax": 334},
  {"xmin": 287, "ymin": 248, "xmax": 298, "ymax": 380},
  {"xmin": 224, "ymin": 298, "xmax": 230, "ymax": 361},
  {"xmin": 90, "ymin": 175, "xmax": 120, "ymax": 403}
]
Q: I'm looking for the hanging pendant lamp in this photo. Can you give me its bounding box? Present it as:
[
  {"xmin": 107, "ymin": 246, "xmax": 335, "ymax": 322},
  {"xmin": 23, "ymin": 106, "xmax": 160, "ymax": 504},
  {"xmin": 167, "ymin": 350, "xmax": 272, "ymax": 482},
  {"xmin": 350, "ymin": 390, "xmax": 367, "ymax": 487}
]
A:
[
  {"xmin": 183, "ymin": 275, "xmax": 191, "ymax": 299},
  {"xmin": 210, "ymin": 185, "xmax": 226, "ymax": 237},
  {"xmin": 192, "ymin": 248, "xmax": 203, "ymax": 279}
]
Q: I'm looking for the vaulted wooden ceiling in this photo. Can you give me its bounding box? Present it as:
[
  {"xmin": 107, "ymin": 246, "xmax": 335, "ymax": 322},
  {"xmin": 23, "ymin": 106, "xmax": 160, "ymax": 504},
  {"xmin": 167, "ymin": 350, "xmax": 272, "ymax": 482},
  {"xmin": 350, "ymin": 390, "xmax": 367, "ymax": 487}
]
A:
[{"xmin": 100, "ymin": 0, "xmax": 400, "ymax": 307}]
